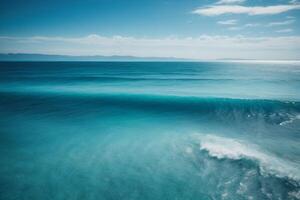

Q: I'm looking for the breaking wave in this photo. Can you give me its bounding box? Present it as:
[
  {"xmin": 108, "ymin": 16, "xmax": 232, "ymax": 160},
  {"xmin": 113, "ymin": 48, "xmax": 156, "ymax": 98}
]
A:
[{"xmin": 198, "ymin": 134, "xmax": 300, "ymax": 181}]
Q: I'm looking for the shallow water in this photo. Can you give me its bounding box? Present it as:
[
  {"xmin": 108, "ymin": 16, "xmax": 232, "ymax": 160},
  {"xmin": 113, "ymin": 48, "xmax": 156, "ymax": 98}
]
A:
[{"xmin": 0, "ymin": 61, "xmax": 300, "ymax": 200}]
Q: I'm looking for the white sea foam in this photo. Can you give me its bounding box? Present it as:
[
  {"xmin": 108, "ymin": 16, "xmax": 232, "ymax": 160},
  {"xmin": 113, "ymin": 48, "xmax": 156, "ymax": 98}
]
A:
[
  {"xmin": 280, "ymin": 114, "xmax": 300, "ymax": 126},
  {"xmin": 197, "ymin": 134, "xmax": 300, "ymax": 181},
  {"xmin": 289, "ymin": 190, "xmax": 300, "ymax": 200}
]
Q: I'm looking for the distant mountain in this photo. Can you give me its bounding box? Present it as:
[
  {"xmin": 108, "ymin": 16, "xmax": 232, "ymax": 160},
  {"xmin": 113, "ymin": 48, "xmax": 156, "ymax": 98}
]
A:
[{"xmin": 0, "ymin": 53, "xmax": 191, "ymax": 61}]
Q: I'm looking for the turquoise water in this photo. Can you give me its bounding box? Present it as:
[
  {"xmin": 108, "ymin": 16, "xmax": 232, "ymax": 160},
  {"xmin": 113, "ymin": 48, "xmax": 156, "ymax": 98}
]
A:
[{"xmin": 0, "ymin": 61, "xmax": 300, "ymax": 200}]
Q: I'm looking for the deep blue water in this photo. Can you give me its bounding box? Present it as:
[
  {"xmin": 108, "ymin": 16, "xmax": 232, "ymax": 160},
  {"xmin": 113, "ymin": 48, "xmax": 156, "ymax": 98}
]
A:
[{"xmin": 0, "ymin": 61, "xmax": 300, "ymax": 200}]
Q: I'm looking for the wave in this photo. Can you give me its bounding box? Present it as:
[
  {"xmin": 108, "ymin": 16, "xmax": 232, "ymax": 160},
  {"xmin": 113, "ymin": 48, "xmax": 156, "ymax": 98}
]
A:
[
  {"xmin": 280, "ymin": 114, "xmax": 300, "ymax": 126},
  {"xmin": 197, "ymin": 134, "xmax": 300, "ymax": 181},
  {"xmin": 2, "ymin": 75, "xmax": 300, "ymax": 84},
  {"xmin": 1, "ymin": 89, "xmax": 299, "ymax": 125},
  {"xmin": 0, "ymin": 76, "xmax": 241, "ymax": 82}
]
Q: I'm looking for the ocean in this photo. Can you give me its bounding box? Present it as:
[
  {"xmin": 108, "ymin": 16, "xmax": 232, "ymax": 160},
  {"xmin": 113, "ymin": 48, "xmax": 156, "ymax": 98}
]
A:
[{"xmin": 0, "ymin": 61, "xmax": 299, "ymax": 200}]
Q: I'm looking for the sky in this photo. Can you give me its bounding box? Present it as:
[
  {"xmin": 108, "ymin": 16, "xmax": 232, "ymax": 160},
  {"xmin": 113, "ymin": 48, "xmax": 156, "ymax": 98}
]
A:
[{"xmin": 0, "ymin": 0, "xmax": 300, "ymax": 60}]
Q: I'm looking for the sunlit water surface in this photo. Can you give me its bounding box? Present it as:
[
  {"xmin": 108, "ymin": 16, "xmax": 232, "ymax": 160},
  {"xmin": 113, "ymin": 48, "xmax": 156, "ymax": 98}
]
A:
[{"xmin": 0, "ymin": 61, "xmax": 300, "ymax": 200}]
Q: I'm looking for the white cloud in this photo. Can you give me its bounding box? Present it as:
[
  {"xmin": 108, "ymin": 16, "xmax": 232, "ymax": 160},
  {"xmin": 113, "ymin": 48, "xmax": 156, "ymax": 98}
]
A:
[
  {"xmin": 217, "ymin": 19, "xmax": 238, "ymax": 25},
  {"xmin": 0, "ymin": 34, "xmax": 300, "ymax": 60},
  {"xmin": 216, "ymin": 0, "xmax": 246, "ymax": 4},
  {"xmin": 286, "ymin": 16, "xmax": 295, "ymax": 19},
  {"xmin": 267, "ymin": 19, "xmax": 295, "ymax": 27},
  {"xmin": 193, "ymin": 4, "xmax": 300, "ymax": 16},
  {"xmin": 244, "ymin": 23, "xmax": 260, "ymax": 27},
  {"xmin": 276, "ymin": 29, "xmax": 293, "ymax": 33},
  {"xmin": 228, "ymin": 26, "xmax": 243, "ymax": 30},
  {"xmin": 228, "ymin": 19, "xmax": 295, "ymax": 30},
  {"xmin": 290, "ymin": 0, "xmax": 300, "ymax": 4},
  {"xmin": 227, "ymin": 23, "xmax": 261, "ymax": 30}
]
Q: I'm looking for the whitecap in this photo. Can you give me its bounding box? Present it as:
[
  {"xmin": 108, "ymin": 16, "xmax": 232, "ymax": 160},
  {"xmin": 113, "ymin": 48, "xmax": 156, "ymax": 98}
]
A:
[
  {"xmin": 196, "ymin": 134, "xmax": 300, "ymax": 181},
  {"xmin": 280, "ymin": 114, "xmax": 300, "ymax": 126},
  {"xmin": 289, "ymin": 190, "xmax": 300, "ymax": 200}
]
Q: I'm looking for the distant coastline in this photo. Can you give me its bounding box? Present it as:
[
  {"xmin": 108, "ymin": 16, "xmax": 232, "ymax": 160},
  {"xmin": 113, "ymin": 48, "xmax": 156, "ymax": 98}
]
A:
[
  {"xmin": 0, "ymin": 53, "xmax": 190, "ymax": 62},
  {"xmin": 0, "ymin": 53, "xmax": 299, "ymax": 62}
]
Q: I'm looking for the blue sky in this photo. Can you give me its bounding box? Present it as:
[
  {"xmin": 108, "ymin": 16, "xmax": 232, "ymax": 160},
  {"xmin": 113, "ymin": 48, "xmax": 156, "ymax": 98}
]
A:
[{"xmin": 1, "ymin": 0, "xmax": 300, "ymax": 59}]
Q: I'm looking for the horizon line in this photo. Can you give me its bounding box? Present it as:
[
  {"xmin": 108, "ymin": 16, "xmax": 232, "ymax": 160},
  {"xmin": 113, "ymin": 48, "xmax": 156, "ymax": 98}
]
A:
[{"xmin": 0, "ymin": 53, "xmax": 300, "ymax": 63}]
